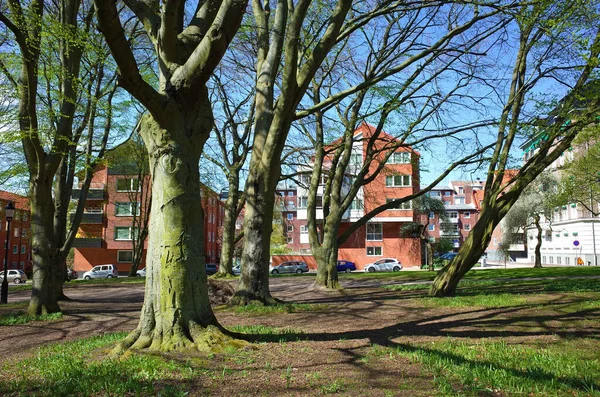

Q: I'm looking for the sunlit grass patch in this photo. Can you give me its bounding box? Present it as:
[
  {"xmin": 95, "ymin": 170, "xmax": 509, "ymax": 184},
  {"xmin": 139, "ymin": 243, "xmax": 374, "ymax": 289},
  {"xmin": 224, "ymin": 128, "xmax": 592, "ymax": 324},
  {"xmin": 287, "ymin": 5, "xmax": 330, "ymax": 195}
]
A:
[
  {"xmin": 231, "ymin": 302, "xmax": 329, "ymax": 315},
  {"xmin": 0, "ymin": 332, "xmax": 194, "ymax": 397},
  {"xmin": 0, "ymin": 311, "xmax": 62, "ymax": 326},
  {"xmin": 391, "ymin": 338, "xmax": 600, "ymax": 396},
  {"xmin": 418, "ymin": 293, "xmax": 528, "ymax": 308}
]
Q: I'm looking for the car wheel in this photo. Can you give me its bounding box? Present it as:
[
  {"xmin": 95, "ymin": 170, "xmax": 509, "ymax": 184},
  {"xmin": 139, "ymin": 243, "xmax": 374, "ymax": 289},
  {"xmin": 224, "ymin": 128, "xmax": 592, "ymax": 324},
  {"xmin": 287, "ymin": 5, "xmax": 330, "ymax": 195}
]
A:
[
  {"xmin": 84, "ymin": 275, "xmax": 91, "ymax": 280},
  {"xmin": 13, "ymin": 278, "xmax": 21, "ymax": 284},
  {"xmin": 345, "ymin": 268, "xmax": 352, "ymax": 273},
  {"xmin": 107, "ymin": 275, "xmax": 113, "ymax": 278},
  {"xmin": 393, "ymin": 266, "xmax": 401, "ymax": 272},
  {"xmin": 271, "ymin": 269, "xmax": 279, "ymax": 274},
  {"xmin": 368, "ymin": 267, "xmax": 375, "ymax": 273},
  {"xmin": 296, "ymin": 269, "xmax": 302, "ymax": 274}
]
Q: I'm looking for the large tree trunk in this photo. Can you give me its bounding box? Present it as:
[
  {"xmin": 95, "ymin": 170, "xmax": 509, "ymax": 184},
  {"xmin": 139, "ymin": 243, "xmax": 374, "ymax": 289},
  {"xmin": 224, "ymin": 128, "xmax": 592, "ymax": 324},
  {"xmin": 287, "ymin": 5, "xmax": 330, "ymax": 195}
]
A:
[
  {"xmin": 534, "ymin": 216, "xmax": 543, "ymax": 268},
  {"xmin": 429, "ymin": 210, "xmax": 496, "ymax": 297},
  {"xmin": 217, "ymin": 178, "xmax": 240, "ymax": 277},
  {"xmin": 313, "ymin": 226, "xmax": 341, "ymax": 289},
  {"xmin": 230, "ymin": 168, "xmax": 279, "ymax": 305},
  {"xmin": 116, "ymin": 108, "xmax": 233, "ymax": 352},
  {"xmin": 28, "ymin": 180, "xmax": 61, "ymax": 315}
]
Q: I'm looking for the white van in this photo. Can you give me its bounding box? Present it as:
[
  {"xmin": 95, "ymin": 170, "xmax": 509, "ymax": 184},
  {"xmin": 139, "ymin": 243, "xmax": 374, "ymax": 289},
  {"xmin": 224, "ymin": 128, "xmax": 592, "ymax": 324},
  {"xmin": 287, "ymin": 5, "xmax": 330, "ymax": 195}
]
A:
[{"xmin": 82, "ymin": 264, "xmax": 118, "ymax": 280}]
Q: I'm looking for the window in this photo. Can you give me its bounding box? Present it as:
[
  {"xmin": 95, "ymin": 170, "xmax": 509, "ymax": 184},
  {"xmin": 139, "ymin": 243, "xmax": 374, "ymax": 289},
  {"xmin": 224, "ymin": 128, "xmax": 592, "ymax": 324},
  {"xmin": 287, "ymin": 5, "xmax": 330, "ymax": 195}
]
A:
[
  {"xmin": 549, "ymin": 256, "xmax": 553, "ymax": 264},
  {"xmin": 19, "ymin": 261, "xmax": 24, "ymax": 269},
  {"xmin": 386, "ymin": 199, "xmax": 412, "ymax": 210},
  {"xmin": 349, "ymin": 153, "xmax": 362, "ymax": 165},
  {"xmin": 300, "ymin": 225, "xmax": 308, "ymax": 234},
  {"xmin": 458, "ymin": 187, "xmax": 464, "ymax": 194},
  {"xmin": 350, "ymin": 199, "xmax": 363, "ymax": 210},
  {"xmin": 288, "ymin": 191, "xmax": 294, "ymax": 196},
  {"xmin": 287, "ymin": 236, "xmax": 293, "ymax": 244},
  {"xmin": 299, "ymin": 174, "xmax": 311, "ymax": 186},
  {"xmin": 288, "ymin": 201, "xmax": 294, "ymax": 206},
  {"xmin": 565, "ymin": 257, "xmax": 570, "ymax": 265},
  {"xmin": 387, "ymin": 152, "xmax": 410, "ymax": 164},
  {"xmin": 464, "ymin": 224, "xmax": 471, "ymax": 231},
  {"xmin": 454, "ymin": 197, "xmax": 464, "ymax": 205},
  {"xmin": 429, "ymin": 236, "xmax": 435, "ymax": 242},
  {"xmin": 21, "ymin": 245, "xmax": 26, "ymax": 254},
  {"xmin": 12, "ymin": 245, "xmax": 18, "ymax": 254},
  {"xmin": 429, "ymin": 191, "xmax": 441, "ymax": 197},
  {"xmin": 115, "ymin": 202, "xmax": 140, "ymax": 216},
  {"xmin": 22, "ymin": 213, "xmax": 28, "ymax": 221},
  {"xmin": 117, "ymin": 250, "xmax": 134, "ymax": 263},
  {"xmin": 428, "ymin": 224, "xmax": 435, "ymax": 231},
  {"xmin": 14, "ymin": 228, "xmax": 19, "ymax": 237},
  {"xmin": 464, "ymin": 212, "xmax": 470, "ymax": 218},
  {"xmin": 542, "ymin": 255, "xmax": 546, "ymax": 264},
  {"xmin": 298, "ymin": 197, "xmax": 308, "ymax": 208},
  {"xmin": 429, "ymin": 212, "xmax": 435, "ymax": 219},
  {"xmin": 366, "ymin": 223, "xmax": 383, "ymax": 241},
  {"xmin": 448, "ymin": 212, "xmax": 458, "ymax": 219},
  {"xmin": 557, "ymin": 256, "xmax": 561, "ymax": 265},
  {"xmin": 444, "ymin": 191, "xmax": 451, "ymax": 197},
  {"xmin": 385, "ymin": 175, "xmax": 411, "ymax": 187},
  {"xmin": 287, "ymin": 225, "xmax": 293, "ymax": 232},
  {"xmin": 116, "ymin": 178, "xmax": 140, "ymax": 192},
  {"xmin": 115, "ymin": 227, "xmax": 138, "ymax": 240},
  {"xmin": 21, "ymin": 229, "xmax": 26, "ymax": 238},
  {"xmin": 287, "ymin": 213, "xmax": 293, "ymax": 221},
  {"xmin": 315, "ymin": 196, "xmax": 323, "ymax": 208},
  {"xmin": 366, "ymin": 247, "xmax": 382, "ymax": 256}
]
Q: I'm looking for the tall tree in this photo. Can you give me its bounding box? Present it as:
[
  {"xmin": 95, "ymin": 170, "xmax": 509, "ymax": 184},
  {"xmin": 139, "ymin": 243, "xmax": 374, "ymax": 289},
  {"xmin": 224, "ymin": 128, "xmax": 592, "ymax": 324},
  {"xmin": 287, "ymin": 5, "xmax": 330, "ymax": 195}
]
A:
[
  {"xmin": 430, "ymin": 2, "xmax": 600, "ymax": 296},
  {"xmin": 0, "ymin": 0, "xmax": 119, "ymax": 314},
  {"xmin": 233, "ymin": 0, "xmax": 506, "ymax": 304},
  {"xmin": 500, "ymin": 172, "xmax": 557, "ymax": 268},
  {"xmin": 94, "ymin": 0, "xmax": 248, "ymax": 352}
]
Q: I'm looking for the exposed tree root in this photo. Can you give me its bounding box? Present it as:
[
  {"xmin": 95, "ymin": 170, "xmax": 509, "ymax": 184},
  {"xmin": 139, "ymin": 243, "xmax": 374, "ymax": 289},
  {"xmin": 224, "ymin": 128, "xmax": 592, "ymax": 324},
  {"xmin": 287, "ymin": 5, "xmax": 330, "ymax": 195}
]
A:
[{"xmin": 228, "ymin": 292, "xmax": 282, "ymax": 306}]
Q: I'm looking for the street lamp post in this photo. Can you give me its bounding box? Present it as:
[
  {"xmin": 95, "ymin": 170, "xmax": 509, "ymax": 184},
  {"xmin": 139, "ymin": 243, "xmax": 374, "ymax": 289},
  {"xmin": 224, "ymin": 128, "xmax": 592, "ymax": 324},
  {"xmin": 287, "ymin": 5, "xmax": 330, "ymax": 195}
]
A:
[{"xmin": 1, "ymin": 201, "xmax": 15, "ymax": 304}]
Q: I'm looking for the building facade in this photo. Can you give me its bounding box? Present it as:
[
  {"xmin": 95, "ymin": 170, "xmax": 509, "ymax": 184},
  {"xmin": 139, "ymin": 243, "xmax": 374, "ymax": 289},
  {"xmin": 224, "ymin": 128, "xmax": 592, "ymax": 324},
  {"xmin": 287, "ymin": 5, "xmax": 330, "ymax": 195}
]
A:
[
  {"xmin": 276, "ymin": 123, "xmax": 424, "ymax": 269},
  {"xmin": 0, "ymin": 191, "xmax": 32, "ymax": 273},
  {"xmin": 72, "ymin": 165, "xmax": 225, "ymax": 274}
]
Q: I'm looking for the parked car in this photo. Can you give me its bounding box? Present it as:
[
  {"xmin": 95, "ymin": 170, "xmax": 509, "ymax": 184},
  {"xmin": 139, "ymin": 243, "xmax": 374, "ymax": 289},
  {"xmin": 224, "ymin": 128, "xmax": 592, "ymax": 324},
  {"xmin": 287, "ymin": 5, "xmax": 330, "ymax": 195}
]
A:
[
  {"xmin": 66, "ymin": 268, "xmax": 78, "ymax": 281},
  {"xmin": 136, "ymin": 268, "xmax": 146, "ymax": 277},
  {"xmin": 363, "ymin": 258, "xmax": 402, "ymax": 273},
  {"xmin": 232, "ymin": 265, "xmax": 241, "ymax": 276},
  {"xmin": 439, "ymin": 252, "xmax": 458, "ymax": 261},
  {"xmin": 270, "ymin": 261, "xmax": 309, "ymax": 275},
  {"xmin": 336, "ymin": 260, "xmax": 356, "ymax": 273},
  {"xmin": 0, "ymin": 269, "xmax": 27, "ymax": 284},
  {"xmin": 82, "ymin": 264, "xmax": 118, "ymax": 280},
  {"xmin": 205, "ymin": 263, "xmax": 218, "ymax": 275}
]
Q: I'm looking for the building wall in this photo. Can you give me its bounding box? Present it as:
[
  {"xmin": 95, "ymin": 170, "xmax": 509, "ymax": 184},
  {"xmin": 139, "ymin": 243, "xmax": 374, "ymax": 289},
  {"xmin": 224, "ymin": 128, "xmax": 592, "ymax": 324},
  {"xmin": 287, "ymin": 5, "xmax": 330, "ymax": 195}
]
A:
[{"xmin": 0, "ymin": 192, "xmax": 32, "ymax": 273}]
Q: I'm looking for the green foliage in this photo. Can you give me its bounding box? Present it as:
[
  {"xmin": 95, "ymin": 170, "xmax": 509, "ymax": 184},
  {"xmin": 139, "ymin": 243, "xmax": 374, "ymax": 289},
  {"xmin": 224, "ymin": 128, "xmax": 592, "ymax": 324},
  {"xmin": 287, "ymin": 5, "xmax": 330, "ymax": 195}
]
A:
[
  {"xmin": 270, "ymin": 205, "xmax": 289, "ymax": 255},
  {"xmin": 230, "ymin": 302, "xmax": 329, "ymax": 315},
  {"xmin": 0, "ymin": 312, "xmax": 62, "ymax": 326}
]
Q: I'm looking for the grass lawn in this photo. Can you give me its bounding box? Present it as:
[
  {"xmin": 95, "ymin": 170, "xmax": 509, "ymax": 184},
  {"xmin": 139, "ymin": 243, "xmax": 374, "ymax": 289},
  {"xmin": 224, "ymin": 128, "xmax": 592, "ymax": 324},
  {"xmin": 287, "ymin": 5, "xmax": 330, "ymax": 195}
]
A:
[{"xmin": 1, "ymin": 268, "xmax": 599, "ymax": 396}]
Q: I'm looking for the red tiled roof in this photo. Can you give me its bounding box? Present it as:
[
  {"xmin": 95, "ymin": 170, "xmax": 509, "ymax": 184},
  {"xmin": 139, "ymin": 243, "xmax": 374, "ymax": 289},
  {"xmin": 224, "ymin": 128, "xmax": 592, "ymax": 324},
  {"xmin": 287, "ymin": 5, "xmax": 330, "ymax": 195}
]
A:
[{"xmin": 0, "ymin": 191, "xmax": 29, "ymax": 211}]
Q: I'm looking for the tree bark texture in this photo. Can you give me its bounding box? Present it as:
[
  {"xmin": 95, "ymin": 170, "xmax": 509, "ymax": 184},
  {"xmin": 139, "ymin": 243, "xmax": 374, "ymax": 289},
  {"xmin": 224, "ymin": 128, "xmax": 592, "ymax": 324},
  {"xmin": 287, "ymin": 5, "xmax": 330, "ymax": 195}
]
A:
[
  {"xmin": 313, "ymin": 228, "xmax": 340, "ymax": 289},
  {"xmin": 534, "ymin": 215, "xmax": 543, "ymax": 268},
  {"xmin": 117, "ymin": 108, "xmax": 232, "ymax": 352},
  {"xmin": 217, "ymin": 178, "xmax": 241, "ymax": 277}
]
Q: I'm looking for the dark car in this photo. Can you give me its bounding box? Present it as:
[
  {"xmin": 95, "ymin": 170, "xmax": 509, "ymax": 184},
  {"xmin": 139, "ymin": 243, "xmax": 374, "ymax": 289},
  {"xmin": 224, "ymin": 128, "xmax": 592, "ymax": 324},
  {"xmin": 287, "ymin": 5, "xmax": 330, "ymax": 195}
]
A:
[
  {"xmin": 439, "ymin": 252, "xmax": 458, "ymax": 261},
  {"xmin": 270, "ymin": 261, "xmax": 309, "ymax": 275},
  {"xmin": 66, "ymin": 268, "xmax": 78, "ymax": 281},
  {"xmin": 205, "ymin": 263, "xmax": 218, "ymax": 275},
  {"xmin": 336, "ymin": 260, "xmax": 356, "ymax": 273}
]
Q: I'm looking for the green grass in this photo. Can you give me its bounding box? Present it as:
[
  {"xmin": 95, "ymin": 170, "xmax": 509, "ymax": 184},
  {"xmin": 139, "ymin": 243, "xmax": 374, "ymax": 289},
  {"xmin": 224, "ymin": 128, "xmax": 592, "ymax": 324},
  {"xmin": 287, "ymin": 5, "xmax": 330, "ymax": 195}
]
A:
[
  {"xmin": 0, "ymin": 333, "xmax": 195, "ymax": 397},
  {"xmin": 5, "ymin": 276, "xmax": 146, "ymax": 292},
  {"xmin": 0, "ymin": 312, "xmax": 63, "ymax": 325},
  {"xmin": 228, "ymin": 302, "xmax": 330, "ymax": 315},
  {"xmin": 418, "ymin": 294, "xmax": 529, "ymax": 308},
  {"xmin": 389, "ymin": 338, "xmax": 600, "ymax": 396}
]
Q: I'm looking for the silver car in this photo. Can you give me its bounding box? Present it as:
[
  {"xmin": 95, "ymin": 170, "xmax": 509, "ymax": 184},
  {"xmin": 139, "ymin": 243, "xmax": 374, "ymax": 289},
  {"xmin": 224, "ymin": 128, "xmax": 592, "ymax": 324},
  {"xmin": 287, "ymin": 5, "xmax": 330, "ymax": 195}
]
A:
[
  {"xmin": 0, "ymin": 269, "xmax": 27, "ymax": 284},
  {"xmin": 270, "ymin": 261, "xmax": 309, "ymax": 275},
  {"xmin": 363, "ymin": 258, "xmax": 402, "ymax": 273},
  {"xmin": 82, "ymin": 264, "xmax": 118, "ymax": 280}
]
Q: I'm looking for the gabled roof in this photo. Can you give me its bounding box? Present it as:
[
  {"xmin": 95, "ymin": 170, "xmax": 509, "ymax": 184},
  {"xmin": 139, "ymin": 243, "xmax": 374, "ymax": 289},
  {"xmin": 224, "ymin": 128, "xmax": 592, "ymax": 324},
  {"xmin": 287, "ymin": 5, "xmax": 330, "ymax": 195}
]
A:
[
  {"xmin": 0, "ymin": 191, "xmax": 29, "ymax": 211},
  {"xmin": 327, "ymin": 122, "xmax": 420, "ymax": 156}
]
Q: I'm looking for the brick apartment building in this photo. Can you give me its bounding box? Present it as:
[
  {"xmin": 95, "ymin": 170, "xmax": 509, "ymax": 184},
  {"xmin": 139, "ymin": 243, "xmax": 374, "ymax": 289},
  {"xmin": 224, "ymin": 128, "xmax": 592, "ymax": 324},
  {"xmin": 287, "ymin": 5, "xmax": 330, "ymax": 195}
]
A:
[
  {"xmin": 72, "ymin": 164, "xmax": 225, "ymax": 274},
  {"xmin": 275, "ymin": 123, "xmax": 424, "ymax": 269},
  {"xmin": 425, "ymin": 180, "xmax": 484, "ymax": 251},
  {"xmin": 0, "ymin": 191, "xmax": 32, "ymax": 272}
]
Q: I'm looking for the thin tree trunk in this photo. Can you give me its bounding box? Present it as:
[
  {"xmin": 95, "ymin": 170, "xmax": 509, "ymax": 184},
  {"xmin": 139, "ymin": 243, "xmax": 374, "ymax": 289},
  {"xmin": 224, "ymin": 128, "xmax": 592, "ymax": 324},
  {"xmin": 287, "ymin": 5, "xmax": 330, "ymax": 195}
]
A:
[
  {"xmin": 217, "ymin": 179, "xmax": 240, "ymax": 277},
  {"xmin": 116, "ymin": 111, "xmax": 235, "ymax": 352},
  {"xmin": 534, "ymin": 215, "xmax": 543, "ymax": 268}
]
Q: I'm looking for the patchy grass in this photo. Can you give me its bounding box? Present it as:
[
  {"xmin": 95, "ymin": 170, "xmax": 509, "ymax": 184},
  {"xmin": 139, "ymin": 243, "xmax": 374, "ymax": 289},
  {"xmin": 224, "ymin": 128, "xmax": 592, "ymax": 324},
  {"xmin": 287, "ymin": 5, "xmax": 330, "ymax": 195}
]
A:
[
  {"xmin": 227, "ymin": 302, "xmax": 330, "ymax": 315},
  {"xmin": 418, "ymin": 293, "xmax": 529, "ymax": 309},
  {"xmin": 0, "ymin": 333, "xmax": 195, "ymax": 397},
  {"xmin": 389, "ymin": 338, "xmax": 600, "ymax": 397},
  {"xmin": 0, "ymin": 312, "xmax": 63, "ymax": 326}
]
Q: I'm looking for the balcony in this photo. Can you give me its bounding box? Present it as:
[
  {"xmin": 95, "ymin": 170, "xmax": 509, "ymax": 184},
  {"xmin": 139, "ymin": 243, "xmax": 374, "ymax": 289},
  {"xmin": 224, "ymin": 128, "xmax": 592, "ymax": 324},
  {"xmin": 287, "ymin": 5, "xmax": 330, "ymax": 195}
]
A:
[
  {"xmin": 70, "ymin": 212, "xmax": 104, "ymax": 224},
  {"xmin": 72, "ymin": 238, "xmax": 103, "ymax": 248},
  {"xmin": 71, "ymin": 188, "xmax": 105, "ymax": 200}
]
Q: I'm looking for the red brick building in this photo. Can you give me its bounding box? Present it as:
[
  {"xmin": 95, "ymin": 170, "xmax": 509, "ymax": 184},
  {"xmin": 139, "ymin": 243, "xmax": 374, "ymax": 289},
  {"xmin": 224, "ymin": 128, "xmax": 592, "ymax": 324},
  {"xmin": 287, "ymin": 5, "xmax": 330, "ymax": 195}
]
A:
[
  {"xmin": 72, "ymin": 165, "xmax": 225, "ymax": 274},
  {"xmin": 276, "ymin": 123, "xmax": 424, "ymax": 269},
  {"xmin": 0, "ymin": 191, "xmax": 32, "ymax": 272}
]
